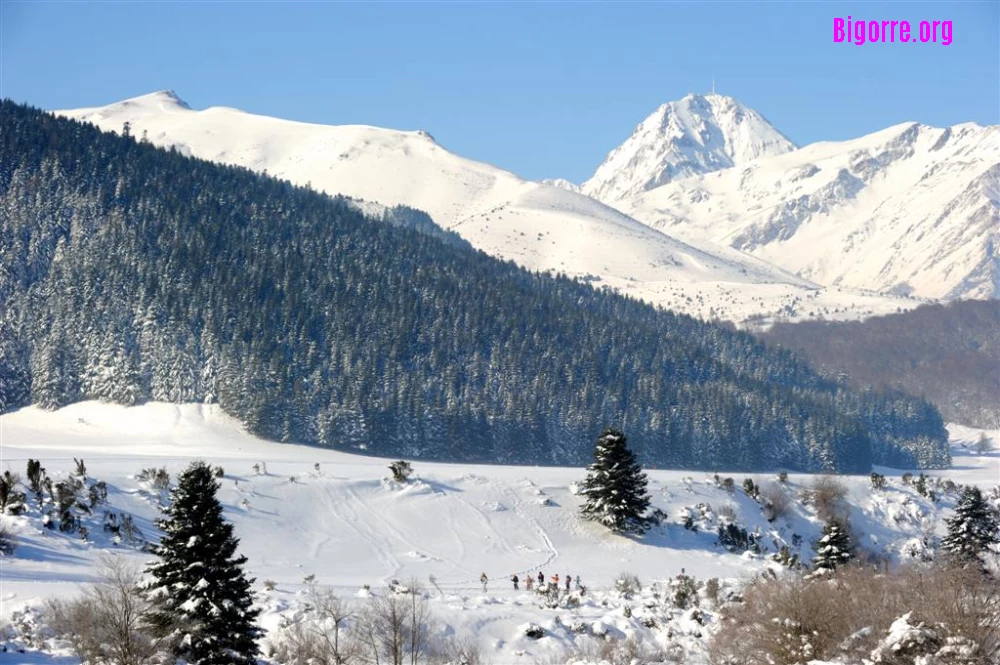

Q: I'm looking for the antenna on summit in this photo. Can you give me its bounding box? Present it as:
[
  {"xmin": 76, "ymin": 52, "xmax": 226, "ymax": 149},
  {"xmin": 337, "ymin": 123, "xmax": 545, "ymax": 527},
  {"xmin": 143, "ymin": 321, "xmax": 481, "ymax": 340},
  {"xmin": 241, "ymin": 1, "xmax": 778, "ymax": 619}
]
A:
[{"xmin": 711, "ymin": 77, "xmax": 716, "ymax": 95}]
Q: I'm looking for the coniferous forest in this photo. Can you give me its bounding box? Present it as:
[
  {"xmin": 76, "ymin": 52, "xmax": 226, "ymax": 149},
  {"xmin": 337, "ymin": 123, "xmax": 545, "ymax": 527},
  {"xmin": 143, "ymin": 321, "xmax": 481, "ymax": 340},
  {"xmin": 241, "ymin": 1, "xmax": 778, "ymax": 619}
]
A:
[{"xmin": 0, "ymin": 101, "xmax": 950, "ymax": 472}]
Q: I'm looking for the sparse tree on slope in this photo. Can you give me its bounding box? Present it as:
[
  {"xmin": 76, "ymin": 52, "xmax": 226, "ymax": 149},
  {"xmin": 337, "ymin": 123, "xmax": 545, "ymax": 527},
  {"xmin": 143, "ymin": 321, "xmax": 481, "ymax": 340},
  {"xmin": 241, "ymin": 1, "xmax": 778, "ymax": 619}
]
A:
[
  {"xmin": 143, "ymin": 461, "xmax": 260, "ymax": 664},
  {"xmin": 813, "ymin": 519, "xmax": 853, "ymax": 571},
  {"xmin": 941, "ymin": 485, "xmax": 999, "ymax": 564},
  {"xmin": 579, "ymin": 428, "xmax": 651, "ymax": 534}
]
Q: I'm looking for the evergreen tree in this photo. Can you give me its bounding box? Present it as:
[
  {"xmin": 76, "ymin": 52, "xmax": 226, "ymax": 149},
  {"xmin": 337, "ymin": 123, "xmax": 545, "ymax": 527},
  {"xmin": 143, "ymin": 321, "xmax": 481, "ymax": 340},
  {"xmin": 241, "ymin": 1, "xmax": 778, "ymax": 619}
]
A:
[
  {"xmin": 143, "ymin": 461, "xmax": 260, "ymax": 664},
  {"xmin": 812, "ymin": 519, "xmax": 853, "ymax": 571},
  {"xmin": 579, "ymin": 428, "xmax": 651, "ymax": 534},
  {"xmin": 941, "ymin": 485, "xmax": 999, "ymax": 563}
]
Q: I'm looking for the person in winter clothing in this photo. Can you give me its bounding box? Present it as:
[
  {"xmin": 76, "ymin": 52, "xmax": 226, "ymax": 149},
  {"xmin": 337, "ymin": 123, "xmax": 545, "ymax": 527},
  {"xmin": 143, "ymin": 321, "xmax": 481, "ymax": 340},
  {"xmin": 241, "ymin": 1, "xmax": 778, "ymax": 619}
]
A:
[
  {"xmin": 537, "ymin": 571, "xmax": 544, "ymax": 586},
  {"xmin": 551, "ymin": 573, "xmax": 560, "ymax": 586},
  {"xmin": 525, "ymin": 575, "xmax": 533, "ymax": 591},
  {"xmin": 511, "ymin": 574, "xmax": 519, "ymax": 590},
  {"xmin": 480, "ymin": 572, "xmax": 488, "ymax": 592},
  {"xmin": 565, "ymin": 574, "xmax": 572, "ymax": 591},
  {"xmin": 575, "ymin": 575, "xmax": 582, "ymax": 590}
]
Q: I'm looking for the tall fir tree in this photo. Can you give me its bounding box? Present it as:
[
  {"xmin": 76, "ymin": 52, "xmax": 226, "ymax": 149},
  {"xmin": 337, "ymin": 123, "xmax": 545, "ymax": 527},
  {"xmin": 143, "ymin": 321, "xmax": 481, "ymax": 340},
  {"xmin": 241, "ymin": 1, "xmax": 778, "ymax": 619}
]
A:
[
  {"xmin": 812, "ymin": 519, "xmax": 853, "ymax": 571},
  {"xmin": 143, "ymin": 461, "xmax": 260, "ymax": 664},
  {"xmin": 579, "ymin": 428, "xmax": 651, "ymax": 534},
  {"xmin": 941, "ymin": 485, "xmax": 999, "ymax": 563}
]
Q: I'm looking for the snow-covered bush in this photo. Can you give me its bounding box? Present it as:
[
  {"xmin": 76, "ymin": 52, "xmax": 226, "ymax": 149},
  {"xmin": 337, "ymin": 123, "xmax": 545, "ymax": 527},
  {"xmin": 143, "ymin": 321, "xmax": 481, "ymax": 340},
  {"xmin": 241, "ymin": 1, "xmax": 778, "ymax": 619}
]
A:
[
  {"xmin": 615, "ymin": 571, "xmax": 641, "ymax": 598},
  {"xmin": 669, "ymin": 572, "xmax": 701, "ymax": 610},
  {"xmin": 0, "ymin": 471, "xmax": 26, "ymax": 515},
  {"xmin": 718, "ymin": 523, "xmax": 759, "ymax": 553},
  {"xmin": 869, "ymin": 612, "xmax": 982, "ymax": 665},
  {"xmin": 569, "ymin": 634, "xmax": 678, "ymax": 665},
  {"xmin": 0, "ymin": 520, "xmax": 17, "ymax": 555},
  {"xmin": 389, "ymin": 460, "xmax": 413, "ymax": 483},
  {"xmin": 523, "ymin": 623, "xmax": 544, "ymax": 639}
]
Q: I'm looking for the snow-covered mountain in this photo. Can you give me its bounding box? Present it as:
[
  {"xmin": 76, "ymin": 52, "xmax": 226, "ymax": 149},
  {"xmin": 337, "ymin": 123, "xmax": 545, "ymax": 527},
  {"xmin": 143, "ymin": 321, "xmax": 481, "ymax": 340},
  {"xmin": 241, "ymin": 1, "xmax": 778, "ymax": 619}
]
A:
[
  {"xmin": 581, "ymin": 93, "xmax": 796, "ymax": 205},
  {"xmin": 58, "ymin": 93, "xmax": 801, "ymax": 288},
  {"xmin": 619, "ymin": 121, "xmax": 1000, "ymax": 300},
  {"xmin": 56, "ymin": 91, "xmax": 920, "ymax": 326}
]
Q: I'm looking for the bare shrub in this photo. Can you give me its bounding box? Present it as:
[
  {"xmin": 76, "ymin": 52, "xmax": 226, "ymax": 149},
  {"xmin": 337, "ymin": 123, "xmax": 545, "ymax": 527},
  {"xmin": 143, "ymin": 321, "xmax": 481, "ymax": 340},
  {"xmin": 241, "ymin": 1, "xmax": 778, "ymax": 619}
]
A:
[
  {"xmin": 715, "ymin": 502, "xmax": 737, "ymax": 524},
  {"xmin": 759, "ymin": 481, "xmax": 791, "ymax": 522},
  {"xmin": 804, "ymin": 475, "xmax": 849, "ymax": 523},
  {"xmin": 358, "ymin": 580, "xmax": 433, "ymax": 665},
  {"xmin": 705, "ymin": 577, "xmax": 721, "ymax": 607},
  {"xmin": 427, "ymin": 635, "xmax": 485, "ymax": 665},
  {"xmin": 46, "ymin": 556, "xmax": 163, "ymax": 665},
  {"xmin": 709, "ymin": 562, "xmax": 1000, "ymax": 665},
  {"xmin": 269, "ymin": 585, "xmax": 359, "ymax": 665},
  {"xmin": 574, "ymin": 634, "xmax": 682, "ymax": 665},
  {"xmin": 136, "ymin": 467, "xmax": 170, "ymax": 490}
]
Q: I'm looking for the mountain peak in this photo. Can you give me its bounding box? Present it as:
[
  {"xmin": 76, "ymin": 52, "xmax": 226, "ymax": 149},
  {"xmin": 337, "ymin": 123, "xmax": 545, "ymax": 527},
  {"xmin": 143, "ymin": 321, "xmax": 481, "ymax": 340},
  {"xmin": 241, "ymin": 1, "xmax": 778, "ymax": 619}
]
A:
[
  {"xmin": 582, "ymin": 93, "xmax": 796, "ymax": 204},
  {"xmin": 117, "ymin": 90, "xmax": 191, "ymax": 112}
]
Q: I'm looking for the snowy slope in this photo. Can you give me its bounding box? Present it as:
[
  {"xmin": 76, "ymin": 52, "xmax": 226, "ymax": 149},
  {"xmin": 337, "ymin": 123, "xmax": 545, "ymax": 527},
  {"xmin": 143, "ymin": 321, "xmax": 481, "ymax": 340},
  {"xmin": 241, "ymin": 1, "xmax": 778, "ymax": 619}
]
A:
[
  {"xmin": 1, "ymin": 403, "xmax": 997, "ymax": 663},
  {"xmin": 581, "ymin": 94, "xmax": 796, "ymax": 205},
  {"xmin": 55, "ymin": 92, "xmax": 920, "ymax": 327},
  {"xmin": 617, "ymin": 121, "xmax": 1000, "ymax": 301}
]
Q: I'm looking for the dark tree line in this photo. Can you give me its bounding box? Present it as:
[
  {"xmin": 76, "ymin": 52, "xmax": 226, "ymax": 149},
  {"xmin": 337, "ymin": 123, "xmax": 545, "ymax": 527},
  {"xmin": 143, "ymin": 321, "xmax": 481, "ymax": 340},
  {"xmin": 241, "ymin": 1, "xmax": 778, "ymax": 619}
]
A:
[
  {"xmin": 762, "ymin": 300, "xmax": 1000, "ymax": 429},
  {"xmin": 0, "ymin": 101, "xmax": 950, "ymax": 471}
]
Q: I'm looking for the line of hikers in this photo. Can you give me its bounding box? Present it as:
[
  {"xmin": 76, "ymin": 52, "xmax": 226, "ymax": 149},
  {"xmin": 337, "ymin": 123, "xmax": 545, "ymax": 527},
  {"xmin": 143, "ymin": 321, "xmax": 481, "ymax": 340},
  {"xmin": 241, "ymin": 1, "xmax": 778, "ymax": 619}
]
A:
[{"xmin": 479, "ymin": 571, "xmax": 583, "ymax": 593}]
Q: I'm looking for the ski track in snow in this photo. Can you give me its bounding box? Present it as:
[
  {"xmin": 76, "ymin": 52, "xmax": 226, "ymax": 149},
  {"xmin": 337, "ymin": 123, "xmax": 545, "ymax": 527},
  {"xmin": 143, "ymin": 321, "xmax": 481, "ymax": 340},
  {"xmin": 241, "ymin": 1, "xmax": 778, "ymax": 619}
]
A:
[{"xmin": 498, "ymin": 480, "xmax": 559, "ymax": 574}]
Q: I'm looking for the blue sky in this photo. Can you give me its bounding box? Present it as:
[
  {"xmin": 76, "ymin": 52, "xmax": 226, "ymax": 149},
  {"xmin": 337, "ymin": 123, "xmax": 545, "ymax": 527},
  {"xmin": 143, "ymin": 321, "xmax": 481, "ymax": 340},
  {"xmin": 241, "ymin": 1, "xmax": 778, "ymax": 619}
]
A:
[{"xmin": 2, "ymin": 1, "xmax": 997, "ymax": 182}]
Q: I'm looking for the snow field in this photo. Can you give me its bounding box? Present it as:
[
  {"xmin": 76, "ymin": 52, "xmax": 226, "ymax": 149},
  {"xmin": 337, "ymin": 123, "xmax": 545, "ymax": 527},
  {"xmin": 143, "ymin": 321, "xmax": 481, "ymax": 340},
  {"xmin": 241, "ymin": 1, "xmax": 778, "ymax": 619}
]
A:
[{"xmin": 0, "ymin": 402, "xmax": 997, "ymax": 663}]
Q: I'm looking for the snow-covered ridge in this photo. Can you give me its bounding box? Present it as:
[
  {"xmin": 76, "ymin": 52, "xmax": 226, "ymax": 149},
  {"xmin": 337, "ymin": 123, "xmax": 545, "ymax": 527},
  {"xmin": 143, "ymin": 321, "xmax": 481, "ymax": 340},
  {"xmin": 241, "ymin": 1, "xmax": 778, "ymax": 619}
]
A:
[
  {"xmin": 581, "ymin": 93, "xmax": 797, "ymax": 204},
  {"xmin": 620, "ymin": 120, "xmax": 1000, "ymax": 300}
]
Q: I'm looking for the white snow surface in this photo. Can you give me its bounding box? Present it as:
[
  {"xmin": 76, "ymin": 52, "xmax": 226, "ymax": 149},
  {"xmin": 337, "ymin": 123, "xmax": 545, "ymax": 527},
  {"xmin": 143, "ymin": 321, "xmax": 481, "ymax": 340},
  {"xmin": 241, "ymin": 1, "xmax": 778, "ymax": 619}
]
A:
[
  {"xmin": 1, "ymin": 402, "xmax": 997, "ymax": 664},
  {"xmin": 581, "ymin": 93, "xmax": 797, "ymax": 204},
  {"xmin": 617, "ymin": 120, "xmax": 1000, "ymax": 301},
  {"xmin": 54, "ymin": 91, "xmax": 920, "ymax": 328}
]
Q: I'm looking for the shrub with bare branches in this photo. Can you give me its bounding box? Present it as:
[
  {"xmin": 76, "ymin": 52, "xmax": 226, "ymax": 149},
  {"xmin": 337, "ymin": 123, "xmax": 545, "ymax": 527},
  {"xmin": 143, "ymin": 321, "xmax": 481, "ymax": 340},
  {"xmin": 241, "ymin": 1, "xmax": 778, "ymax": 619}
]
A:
[
  {"xmin": 803, "ymin": 475, "xmax": 849, "ymax": 523},
  {"xmin": 759, "ymin": 481, "xmax": 791, "ymax": 522},
  {"xmin": 269, "ymin": 585, "xmax": 359, "ymax": 665},
  {"xmin": 357, "ymin": 580, "xmax": 433, "ymax": 665},
  {"xmin": 709, "ymin": 562, "xmax": 1000, "ymax": 665},
  {"xmin": 46, "ymin": 556, "xmax": 165, "ymax": 665}
]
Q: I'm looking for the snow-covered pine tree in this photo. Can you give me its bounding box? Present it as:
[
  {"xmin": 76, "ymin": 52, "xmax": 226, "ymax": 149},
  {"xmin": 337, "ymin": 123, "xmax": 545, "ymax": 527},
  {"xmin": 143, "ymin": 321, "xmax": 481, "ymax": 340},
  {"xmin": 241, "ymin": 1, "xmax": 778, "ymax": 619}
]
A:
[
  {"xmin": 578, "ymin": 428, "xmax": 651, "ymax": 534},
  {"xmin": 143, "ymin": 461, "xmax": 260, "ymax": 664},
  {"xmin": 812, "ymin": 519, "xmax": 853, "ymax": 571},
  {"xmin": 941, "ymin": 485, "xmax": 999, "ymax": 563}
]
